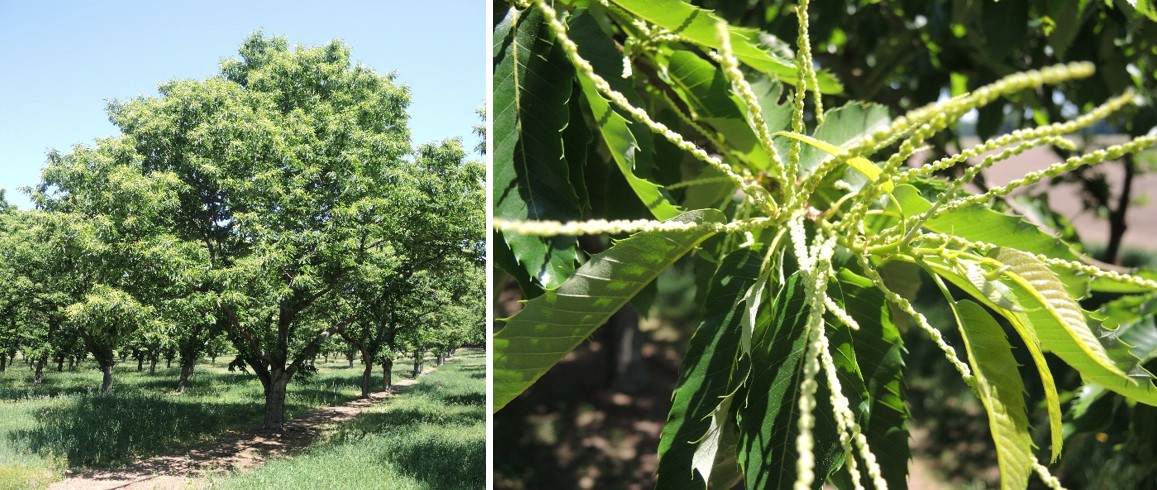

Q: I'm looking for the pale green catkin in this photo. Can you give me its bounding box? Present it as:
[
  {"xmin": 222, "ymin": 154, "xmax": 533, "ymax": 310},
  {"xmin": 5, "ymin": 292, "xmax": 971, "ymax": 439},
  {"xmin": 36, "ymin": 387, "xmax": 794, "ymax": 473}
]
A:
[
  {"xmin": 493, "ymin": 216, "xmax": 776, "ymax": 237},
  {"xmin": 855, "ymin": 252, "xmax": 976, "ymax": 385},
  {"xmin": 898, "ymin": 91, "xmax": 1135, "ymax": 181},
  {"xmin": 816, "ymin": 318, "xmax": 889, "ymax": 490},
  {"xmin": 793, "ymin": 233, "xmax": 837, "ymax": 490},
  {"xmin": 715, "ymin": 22, "xmax": 789, "ymax": 194},
  {"xmin": 896, "ymin": 135, "xmax": 1072, "ymax": 243},
  {"xmin": 802, "ymin": 63, "xmax": 1097, "ymax": 197},
  {"xmin": 913, "ymin": 232, "xmax": 1157, "ymax": 292},
  {"xmin": 939, "ymin": 134, "xmax": 1157, "ymax": 216}
]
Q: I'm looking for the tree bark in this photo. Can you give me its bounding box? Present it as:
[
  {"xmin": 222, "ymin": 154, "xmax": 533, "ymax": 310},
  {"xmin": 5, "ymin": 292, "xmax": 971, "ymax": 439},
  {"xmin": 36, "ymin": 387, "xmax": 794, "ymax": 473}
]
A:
[
  {"xmin": 1102, "ymin": 155, "xmax": 1136, "ymax": 265},
  {"xmin": 136, "ymin": 355, "xmax": 143, "ymax": 372},
  {"xmin": 33, "ymin": 356, "xmax": 46, "ymax": 385},
  {"xmin": 262, "ymin": 369, "xmax": 291, "ymax": 430},
  {"xmin": 56, "ymin": 356, "xmax": 64, "ymax": 372},
  {"xmin": 381, "ymin": 357, "xmax": 393, "ymax": 391},
  {"xmin": 148, "ymin": 354, "xmax": 158, "ymax": 375},
  {"xmin": 360, "ymin": 359, "xmax": 374, "ymax": 398},
  {"xmin": 0, "ymin": 353, "xmax": 6, "ymax": 372},
  {"xmin": 176, "ymin": 357, "xmax": 196, "ymax": 393},
  {"xmin": 100, "ymin": 363, "xmax": 113, "ymax": 394},
  {"xmin": 412, "ymin": 348, "xmax": 424, "ymax": 378},
  {"xmin": 603, "ymin": 303, "xmax": 646, "ymax": 393}
]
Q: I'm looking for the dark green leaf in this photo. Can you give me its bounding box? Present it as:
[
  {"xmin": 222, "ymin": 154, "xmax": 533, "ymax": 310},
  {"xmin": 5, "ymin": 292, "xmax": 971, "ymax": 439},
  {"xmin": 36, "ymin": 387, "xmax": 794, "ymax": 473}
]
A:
[
  {"xmin": 835, "ymin": 269, "xmax": 910, "ymax": 489},
  {"xmin": 657, "ymin": 248, "xmax": 764, "ymax": 489},
  {"xmin": 493, "ymin": 209, "xmax": 726, "ymax": 411},
  {"xmin": 493, "ymin": 6, "xmax": 581, "ymax": 288},
  {"xmin": 738, "ymin": 272, "xmax": 842, "ymax": 490},
  {"xmin": 568, "ymin": 12, "xmax": 682, "ymax": 220}
]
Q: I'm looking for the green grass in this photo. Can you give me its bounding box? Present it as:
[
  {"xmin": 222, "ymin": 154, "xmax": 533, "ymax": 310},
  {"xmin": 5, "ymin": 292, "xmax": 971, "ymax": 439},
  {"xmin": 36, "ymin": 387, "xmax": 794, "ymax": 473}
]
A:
[
  {"xmin": 0, "ymin": 354, "xmax": 425, "ymax": 489},
  {"xmin": 208, "ymin": 349, "xmax": 485, "ymax": 490}
]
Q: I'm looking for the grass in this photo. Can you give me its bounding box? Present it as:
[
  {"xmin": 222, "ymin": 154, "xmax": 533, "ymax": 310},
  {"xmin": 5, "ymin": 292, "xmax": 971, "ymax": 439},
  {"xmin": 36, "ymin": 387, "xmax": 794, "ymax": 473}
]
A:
[
  {"xmin": 0, "ymin": 353, "xmax": 431, "ymax": 489},
  {"xmin": 208, "ymin": 349, "xmax": 485, "ymax": 490}
]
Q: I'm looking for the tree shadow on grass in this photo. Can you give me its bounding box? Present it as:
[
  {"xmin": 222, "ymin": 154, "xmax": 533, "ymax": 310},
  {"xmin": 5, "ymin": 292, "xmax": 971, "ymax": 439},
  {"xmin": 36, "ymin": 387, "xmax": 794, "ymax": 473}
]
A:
[
  {"xmin": 344, "ymin": 400, "xmax": 483, "ymax": 489},
  {"xmin": 376, "ymin": 424, "xmax": 485, "ymax": 490},
  {"xmin": 7, "ymin": 394, "xmax": 261, "ymax": 468}
]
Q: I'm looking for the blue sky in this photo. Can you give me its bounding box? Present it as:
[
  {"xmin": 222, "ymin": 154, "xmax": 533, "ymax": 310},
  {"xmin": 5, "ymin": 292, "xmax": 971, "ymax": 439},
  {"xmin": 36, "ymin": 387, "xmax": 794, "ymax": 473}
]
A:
[{"xmin": 0, "ymin": 1, "xmax": 485, "ymax": 209}]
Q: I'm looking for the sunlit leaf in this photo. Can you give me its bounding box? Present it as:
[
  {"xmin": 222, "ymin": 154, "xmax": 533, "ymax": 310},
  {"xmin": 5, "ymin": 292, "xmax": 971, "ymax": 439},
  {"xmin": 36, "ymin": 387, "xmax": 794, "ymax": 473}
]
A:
[
  {"xmin": 951, "ymin": 300, "xmax": 1034, "ymax": 490},
  {"xmin": 607, "ymin": 0, "xmax": 843, "ymax": 93},
  {"xmin": 657, "ymin": 247, "xmax": 762, "ymax": 489},
  {"xmin": 493, "ymin": 209, "xmax": 726, "ymax": 411}
]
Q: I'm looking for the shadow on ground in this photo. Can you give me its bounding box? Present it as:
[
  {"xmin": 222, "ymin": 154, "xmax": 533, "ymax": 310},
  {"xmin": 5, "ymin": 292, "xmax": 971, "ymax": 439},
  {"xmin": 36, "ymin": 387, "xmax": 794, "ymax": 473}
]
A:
[{"xmin": 8, "ymin": 394, "xmax": 261, "ymax": 467}]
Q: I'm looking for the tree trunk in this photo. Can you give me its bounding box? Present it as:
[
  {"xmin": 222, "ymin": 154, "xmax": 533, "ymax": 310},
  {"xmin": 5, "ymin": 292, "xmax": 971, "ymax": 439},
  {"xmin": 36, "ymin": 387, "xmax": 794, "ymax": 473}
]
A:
[
  {"xmin": 56, "ymin": 356, "xmax": 65, "ymax": 372},
  {"xmin": 33, "ymin": 356, "xmax": 46, "ymax": 385},
  {"xmin": 148, "ymin": 355, "xmax": 158, "ymax": 375},
  {"xmin": 262, "ymin": 370, "xmax": 291, "ymax": 430},
  {"xmin": 381, "ymin": 357, "xmax": 393, "ymax": 391},
  {"xmin": 0, "ymin": 353, "xmax": 6, "ymax": 372},
  {"xmin": 166, "ymin": 357, "xmax": 172, "ymax": 369},
  {"xmin": 100, "ymin": 363, "xmax": 113, "ymax": 394},
  {"xmin": 136, "ymin": 355, "xmax": 143, "ymax": 372},
  {"xmin": 1102, "ymin": 155, "xmax": 1136, "ymax": 265},
  {"xmin": 412, "ymin": 348, "xmax": 424, "ymax": 378},
  {"xmin": 68, "ymin": 356, "xmax": 78, "ymax": 371},
  {"xmin": 604, "ymin": 303, "xmax": 647, "ymax": 393},
  {"xmin": 436, "ymin": 353, "xmax": 445, "ymax": 366},
  {"xmin": 361, "ymin": 360, "xmax": 374, "ymax": 398},
  {"xmin": 176, "ymin": 357, "xmax": 196, "ymax": 393}
]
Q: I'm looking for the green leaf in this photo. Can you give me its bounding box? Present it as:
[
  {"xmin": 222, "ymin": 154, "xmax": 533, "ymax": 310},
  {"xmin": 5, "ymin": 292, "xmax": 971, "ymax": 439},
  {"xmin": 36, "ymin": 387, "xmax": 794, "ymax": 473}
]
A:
[
  {"xmin": 657, "ymin": 247, "xmax": 763, "ymax": 489},
  {"xmin": 992, "ymin": 248, "xmax": 1157, "ymax": 406},
  {"xmin": 661, "ymin": 49, "xmax": 774, "ymax": 170},
  {"xmin": 951, "ymin": 300, "xmax": 1034, "ymax": 490},
  {"xmin": 493, "ymin": 209, "xmax": 726, "ymax": 411},
  {"xmin": 1045, "ymin": 0, "xmax": 1084, "ymax": 58},
  {"xmin": 798, "ymin": 102, "xmax": 891, "ymax": 178},
  {"xmin": 921, "ymin": 255, "xmax": 1064, "ymax": 460},
  {"xmin": 568, "ymin": 12, "xmax": 682, "ymax": 220},
  {"xmin": 835, "ymin": 269, "xmax": 910, "ymax": 489},
  {"xmin": 493, "ymin": 6, "xmax": 581, "ymax": 288},
  {"xmin": 738, "ymin": 272, "xmax": 842, "ymax": 490},
  {"xmin": 890, "ymin": 184, "xmax": 1089, "ymax": 298},
  {"xmin": 606, "ymin": 0, "xmax": 843, "ymax": 94},
  {"xmin": 981, "ymin": 0, "xmax": 1028, "ymax": 60}
]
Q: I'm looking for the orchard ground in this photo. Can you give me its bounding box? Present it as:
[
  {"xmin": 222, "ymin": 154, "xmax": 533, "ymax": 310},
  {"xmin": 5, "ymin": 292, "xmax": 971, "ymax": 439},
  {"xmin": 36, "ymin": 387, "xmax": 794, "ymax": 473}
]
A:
[{"xmin": 0, "ymin": 348, "xmax": 484, "ymax": 489}]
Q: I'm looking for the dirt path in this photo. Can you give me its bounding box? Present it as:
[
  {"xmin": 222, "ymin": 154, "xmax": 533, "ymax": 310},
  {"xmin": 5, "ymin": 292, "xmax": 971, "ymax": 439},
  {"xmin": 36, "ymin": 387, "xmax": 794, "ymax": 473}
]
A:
[{"xmin": 49, "ymin": 364, "xmax": 440, "ymax": 490}]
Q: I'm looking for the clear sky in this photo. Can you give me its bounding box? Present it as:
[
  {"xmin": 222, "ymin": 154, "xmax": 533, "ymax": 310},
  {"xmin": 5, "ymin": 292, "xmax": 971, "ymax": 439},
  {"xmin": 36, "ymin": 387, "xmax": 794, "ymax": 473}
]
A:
[{"xmin": 0, "ymin": 1, "xmax": 485, "ymax": 209}]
